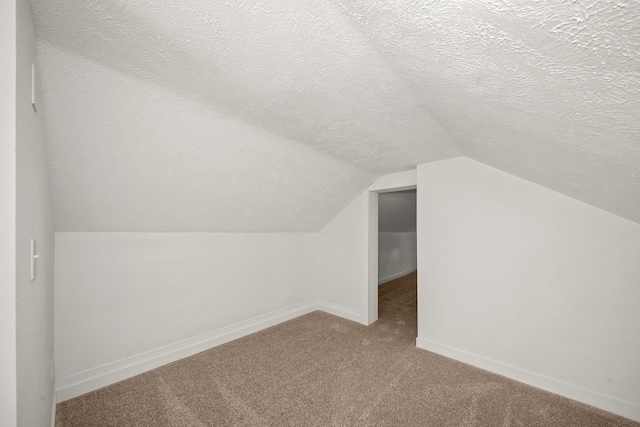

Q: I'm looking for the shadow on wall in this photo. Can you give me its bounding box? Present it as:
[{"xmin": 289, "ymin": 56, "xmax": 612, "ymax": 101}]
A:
[{"xmin": 378, "ymin": 190, "xmax": 417, "ymax": 284}]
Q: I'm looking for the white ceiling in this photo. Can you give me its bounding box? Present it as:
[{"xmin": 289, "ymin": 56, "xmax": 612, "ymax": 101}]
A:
[
  {"xmin": 379, "ymin": 190, "xmax": 416, "ymax": 233},
  {"xmin": 31, "ymin": 0, "xmax": 640, "ymax": 231}
]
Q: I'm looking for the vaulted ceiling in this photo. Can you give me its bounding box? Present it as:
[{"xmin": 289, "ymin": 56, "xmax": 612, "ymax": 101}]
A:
[{"xmin": 31, "ymin": 0, "xmax": 640, "ymax": 231}]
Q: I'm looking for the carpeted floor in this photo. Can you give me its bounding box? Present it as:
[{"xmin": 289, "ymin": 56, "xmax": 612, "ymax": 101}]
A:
[{"xmin": 56, "ymin": 271, "xmax": 638, "ymax": 426}]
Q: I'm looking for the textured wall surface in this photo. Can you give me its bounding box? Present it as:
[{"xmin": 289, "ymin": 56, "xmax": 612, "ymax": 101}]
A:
[
  {"xmin": 31, "ymin": 0, "xmax": 458, "ymax": 232},
  {"xmin": 31, "ymin": 0, "xmax": 640, "ymax": 230},
  {"xmin": 335, "ymin": 0, "xmax": 640, "ymax": 223},
  {"xmin": 38, "ymin": 43, "xmax": 373, "ymax": 231}
]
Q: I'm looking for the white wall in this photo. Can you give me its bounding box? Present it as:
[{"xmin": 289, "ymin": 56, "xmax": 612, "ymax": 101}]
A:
[
  {"xmin": 0, "ymin": 0, "xmax": 17, "ymax": 424},
  {"xmin": 316, "ymin": 169, "xmax": 418, "ymax": 323},
  {"xmin": 55, "ymin": 232, "xmax": 316, "ymax": 399},
  {"xmin": 416, "ymin": 157, "xmax": 640, "ymax": 421},
  {"xmin": 316, "ymin": 196, "xmax": 364, "ymax": 312},
  {"xmin": 378, "ymin": 190, "xmax": 417, "ymax": 284},
  {"xmin": 378, "ymin": 232, "xmax": 417, "ymax": 284},
  {"xmin": 378, "ymin": 190, "xmax": 416, "ymax": 233},
  {"xmin": 16, "ymin": 0, "xmax": 57, "ymax": 425}
]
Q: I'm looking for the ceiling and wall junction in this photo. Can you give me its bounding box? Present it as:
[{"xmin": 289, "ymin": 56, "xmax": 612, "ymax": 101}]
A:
[{"xmin": 30, "ymin": 0, "xmax": 640, "ymax": 230}]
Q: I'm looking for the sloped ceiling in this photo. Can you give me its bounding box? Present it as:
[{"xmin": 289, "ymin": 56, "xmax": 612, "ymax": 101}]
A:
[{"xmin": 31, "ymin": 0, "xmax": 640, "ymax": 231}]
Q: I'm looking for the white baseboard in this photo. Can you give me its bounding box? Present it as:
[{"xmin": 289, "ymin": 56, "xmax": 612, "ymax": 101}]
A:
[
  {"xmin": 316, "ymin": 299, "xmax": 362, "ymax": 324},
  {"xmin": 56, "ymin": 300, "xmax": 364, "ymax": 403},
  {"xmin": 416, "ymin": 337, "xmax": 640, "ymax": 422},
  {"xmin": 378, "ymin": 267, "xmax": 417, "ymax": 285},
  {"xmin": 56, "ymin": 301, "xmax": 318, "ymax": 402}
]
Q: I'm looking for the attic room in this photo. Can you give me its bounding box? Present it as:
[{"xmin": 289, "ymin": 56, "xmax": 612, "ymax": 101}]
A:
[{"xmin": 1, "ymin": 0, "xmax": 639, "ymax": 426}]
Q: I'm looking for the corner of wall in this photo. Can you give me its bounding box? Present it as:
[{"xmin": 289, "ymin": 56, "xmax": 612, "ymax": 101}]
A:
[
  {"xmin": 415, "ymin": 157, "xmax": 640, "ymax": 422},
  {"xmin": 416, "ymin": 338, "xmax": 640, "ymax": 422},
  {"xmin": 16, "ymin": 0, "xmax": 56, "ymax": 424}
]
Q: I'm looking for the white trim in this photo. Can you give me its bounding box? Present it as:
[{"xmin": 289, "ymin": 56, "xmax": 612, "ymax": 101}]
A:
[
  {"xmin": 51, "ymin": 392, "xmax": 56, "ymax": 427},
  {"xmin": 416, "ymin": 337, "xmax": 640, "ymax": 422},
  {"xmin": 367, "ymin": 169, "xmax": 417, "ymax": 192},
  {"xmin": 56, "ymin": 302, "xmax": 318, "ymax": 402},
  {"xmin": 316, "ymin": 300, "xmax": 363, "ymax": 324},
  {"xmin": 362, "ymin": 170, "xmax": 418, "ymax": 328},
  {"xmin": 378, "ymin": 267, "xmax": 417, "ymax": 285},
  {"xmin": 361, "ymin": 191, "xmax": 378, "ymax": 325},
  {"xmin": 55, "ymin": 300, "xmax": 368, "ymax": 403}
]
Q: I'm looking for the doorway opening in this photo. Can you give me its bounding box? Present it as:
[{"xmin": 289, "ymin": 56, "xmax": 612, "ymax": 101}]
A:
[
  {"xmin": 360, "ymin": 174, "xmax": 416, "ymax": 327},
  {"xmin": 375, "ymin": 190, "xmax": 417, "ymax": 336}
]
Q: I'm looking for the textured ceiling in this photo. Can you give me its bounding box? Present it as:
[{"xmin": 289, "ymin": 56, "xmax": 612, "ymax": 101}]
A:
[
  {"xmin": 31, "ymin": 0, "xmax": 640, "ymax": 231},
  {"xmin": 38, "ymin": 43, "xmax": 376, "ymax": 231},
  {"xmin": 334, "ymin": 0, "xmax": 640, "ymax": 223},
  {"xmin": 379, "ymin": 190, "xmax": 416, "ymax": 233}
]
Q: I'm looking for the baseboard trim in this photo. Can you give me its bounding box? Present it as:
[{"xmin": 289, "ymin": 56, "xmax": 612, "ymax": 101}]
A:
[
  {"xmin": 378, "ymin": 267, "xmax": 417, "ymax": 285},
  {"xmin": 416, "ymin": 337, "xmax": 640, "ymax": 422},
  {"xmin": 316, "ymin": 299, "xmax": 362, "ymax": 324},
  {"xmin": 56, "ymin": 301, "xmax": 318, "ymax": 402}
]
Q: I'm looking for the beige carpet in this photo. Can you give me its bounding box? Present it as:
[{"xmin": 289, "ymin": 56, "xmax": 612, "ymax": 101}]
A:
[{"xmin": 56, "ymin": 272, "xmax": 638, "ymax": 426}]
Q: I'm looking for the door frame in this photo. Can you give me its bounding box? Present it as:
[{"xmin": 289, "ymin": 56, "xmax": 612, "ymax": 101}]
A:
[{"xmin": 360, "ymin": 171, "xmax": 416, "ymax": 325}]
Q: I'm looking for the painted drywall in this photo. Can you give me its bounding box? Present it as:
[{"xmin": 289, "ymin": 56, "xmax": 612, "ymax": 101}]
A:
[
  {"xmin": 378, "ymin": 233, "xmax": 417, "ymax": 284},
  {"xmin": 317, "ymin": 169, "xmax": 418, "ymax": 322},
  {"xmin": 378, "ymin": 190, "xmax": 417, "ymax": 284},
  {"xmin": 367, "ymin": 170, "xmax": 417, "ymax": 193},
  {"xmin": 378, "ymin": 190, "xmax": 417, "ymax": 233},
  {"xmin": 37, "ymin": 43, "xmax": 374, "ymax": 232},
  {"xmin": 15, "ymin": 0, "xmax": 56, "ymax": 425},
  {"xmin": 316, "ymin": 196, "xmax": 363, "ymax": 312},
  {"xmin": 55, "ymin": 233, "xmax": 316, "ymax": 387},
  {"xmin": 336, "ymin": 0, "xmax": 640, "ymax": 224},
  {"xmin": 0, "ymin": 0, "xmax": 17, "ymax": 424},
  {"xmin": 30, "ymin": 0, "xmax": 458, "ymax": 232},
  {"xmin": 54, "ymin": 169, "xmax": 415, "ymax": 398},
  {"xmin": 32, "ymin": 0, "xmax": 457, "ymax": 172},
  {"xmin": 416, "ymin": 157, "xmax": 640, "ymax": 419},
  {"xmin": 30, "ymin": 0, "xmax": 640, "ymax": 232}
]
